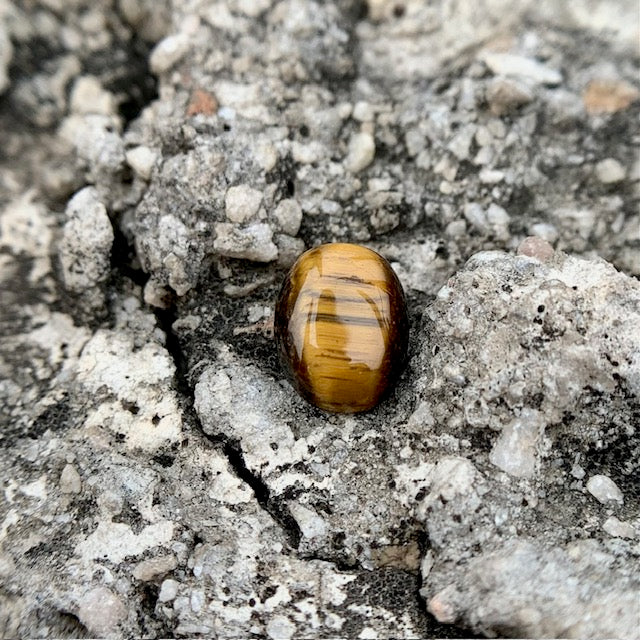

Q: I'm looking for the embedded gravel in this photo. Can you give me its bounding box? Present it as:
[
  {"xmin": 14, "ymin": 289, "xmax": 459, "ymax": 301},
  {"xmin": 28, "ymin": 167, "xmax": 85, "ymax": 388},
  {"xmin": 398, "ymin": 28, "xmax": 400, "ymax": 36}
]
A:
[{"xmin": 0, "ymin": 0, "xmax": 639, "ymax": 638}]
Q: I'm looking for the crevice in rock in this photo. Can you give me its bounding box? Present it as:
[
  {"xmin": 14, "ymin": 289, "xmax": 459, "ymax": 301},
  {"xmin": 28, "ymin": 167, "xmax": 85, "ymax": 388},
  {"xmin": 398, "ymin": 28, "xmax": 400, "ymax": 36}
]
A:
[
  {"xmin": 299, "ymin": 550, "xmax": 361, "ymax": 572},
  {"xmin": 219, "ymin": 436, "xmax": 303, "ymax": 550},
  {"xmin": 110, "ymin": 225, "xmax": 149, "ymax": 289},
  {"xmin": 48, "ymin": 611, "xmax": 91, "ymax": 639},
  {"xmin": 96, "ymin": 33, "xmax": 158, "ymax": 126},
  {"xmin": 151, "ymin": 299, "xmax": 303, "ymax": 551},
  {"xmin": 137, "ymin": 583, "xmax": 174, "ymax": 638}
]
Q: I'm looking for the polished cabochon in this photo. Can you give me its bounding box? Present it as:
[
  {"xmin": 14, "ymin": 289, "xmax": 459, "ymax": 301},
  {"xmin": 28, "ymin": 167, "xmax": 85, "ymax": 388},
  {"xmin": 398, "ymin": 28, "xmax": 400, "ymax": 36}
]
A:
[{"xmin": 275, "ymin": 243, "xmax": 409, "ymax": 413}]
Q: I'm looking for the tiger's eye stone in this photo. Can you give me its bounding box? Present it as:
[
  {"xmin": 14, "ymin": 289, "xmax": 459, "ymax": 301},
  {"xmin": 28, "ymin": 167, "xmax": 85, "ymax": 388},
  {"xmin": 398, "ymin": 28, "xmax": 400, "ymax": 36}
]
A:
[{"xmin": 275, "ymin": 243, "xmax": 409, "ymax": 413}]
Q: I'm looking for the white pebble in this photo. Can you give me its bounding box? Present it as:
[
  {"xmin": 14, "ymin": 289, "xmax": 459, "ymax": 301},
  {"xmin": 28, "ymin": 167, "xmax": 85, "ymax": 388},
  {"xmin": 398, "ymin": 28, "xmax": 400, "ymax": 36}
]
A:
[
  {"xmin": 439, "ymin": 181, "xmax": 453, "ymax": 195},
  {"xmin": 225, "ymin": 184, "xmax": 263, "ymax": 223},
  {"xmin": 463, "ymin": 202, "xmax": 487, "ymax": 231},
  {"xmin": 475, "ymin": 126, "xmax": 493, "ymax": 147},
  {"xmin": 60, "ymin": 464, "xmax": 81, "ymax": 494},
  {"xmin": 345, "ymin": 132, "xmax": 375, "ymax": 173},
  {"xmin": 486, "ymin": 203, "xmax": 510, "ymax": 226},
  {"xmin": 448, "ymin": 125, "xmax": 476, "ymax": 161},
  {"xmin": 415, "ymin": 149, "xmax": 431, "ymax": 170},
  {"xmin": 143, "ymin": 279, "xmax": 172, "ymax": 309},
  {"xmin": 405, "ymin": 128, "xmax": 425, "ymax": 156},
  {"xmin": 213, "ymin": 222, "xmax": 278, "ymax": 262},
  {"xmin": 434, "ymin": 156, "xmax": 458, "ymax": 182},
  {"xmin": 352, "ymin": 101, "xmax": 374, "ymax": 122},
  {"xmin": 70, "ymin": 76, "xmax": 116, "ymax": 116},
  {"xmin": 254, "ymin": 142, "xmax": 278, "ymax": 172},
  {"xmin": 150, "ymin": 33, "xmax": 190, "ymax": 74},
  {"xmin": 481, "ymin": 52, "xmax": 562, "ymax": 85},
  {"xmin": 158, "ymin": 579, "xmax": 179, "ymax": 602},
  {"xmin": 337, "ymin": 102, "xmax": 353, "ymax": 119},
  {"xmin": 0, "ymin": 553, "xmax": 15, "ymax": 579},
  {"xmin": 473, "ymin": 146, "xmax": 493, "ymax": 166},
  {"xmin": 273, "ymin": 199, "xmax": 302, "ymax": 236},
  {"xmin": 603, "ymin": 516, "xmax": 636, "ymax": 539},
  {"xmin": 77, "ymin": 587, "xmax": 126, "ymax": 636},
  {"xmin": 247, "ymin": 304, "xmax": 270, "ymax": 323},
  {"xmin": 571, "ymin": 463, "xmax": 585, "ymax": 480},
  {"xmin": 368, "ymin": 177, "xmax": 392, "ymax": 192},
  {"xmin": 489, "ymin": 409, "xmax": 544, "ymax": 478},
  {"xmin": 487, "ymin": 118, "xmax": 507, "ymax": 138},
  {"xmin": 190, "ymin": 589, "xmax": 205, "ymax": 613},
  {"xmin": 479, "ymin": 169, "xmax": 504, "ymax": 184},
  {"xmin": 133, "ymin": 555, "xmax": 178, "ymax": 581},
  {"xmin": 595, "ymin": 158, "xmax": 626, "ymax": 184},
  {"xmin": 445, "ymin": 220, "xmax": 466, "ymax": 238},
  {"xmin": 292, "ymin": 140, "xmax": 325, "ymax": 165},
  {"xmin": 218, "ymin": 106, "xmax": 236, "ymax": 120},
  {"xmin": 266, "ymin": 615, "xmax": 297, "ymax": 640},
  {"xmin": 126, "ymin": 146, "xmax": 158, "ymax": 181},
  {"xmin": 586, "ymin": 474, "xmax": 623, "ymax": 504},
  {"xmin": 60, "ymin": 187, "xmax": 114, "ymax": 293}
]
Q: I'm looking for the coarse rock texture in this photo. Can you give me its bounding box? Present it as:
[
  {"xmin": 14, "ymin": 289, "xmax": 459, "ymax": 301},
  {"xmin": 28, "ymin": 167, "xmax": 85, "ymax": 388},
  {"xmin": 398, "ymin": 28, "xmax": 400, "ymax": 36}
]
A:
[
  {"xmin": 0, "ymin": 0, "xmax": 639, "ymax": 638},
  {"xmin": 59, "ymin": 187, "xmax": 114, "ymax": 316},
  {"xmin": 415, "ymin": 251, "xmax": 640, "ymax": 637}
]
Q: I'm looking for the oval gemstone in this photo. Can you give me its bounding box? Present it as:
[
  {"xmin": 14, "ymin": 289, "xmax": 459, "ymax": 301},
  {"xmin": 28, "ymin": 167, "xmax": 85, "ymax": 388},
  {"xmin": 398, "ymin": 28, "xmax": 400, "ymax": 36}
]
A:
[{"xmin": 275, "ymin": 243, "xmax": 409, "ymax": 413}]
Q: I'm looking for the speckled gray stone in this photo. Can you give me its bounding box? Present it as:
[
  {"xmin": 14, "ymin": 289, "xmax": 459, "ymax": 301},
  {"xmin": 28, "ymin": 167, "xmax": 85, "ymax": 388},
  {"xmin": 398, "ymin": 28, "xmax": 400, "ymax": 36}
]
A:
[
  {"xmin": 414, "ymin": 250, "xmax": 640, "ymax": 638},
  {"xmin": 59, "ymin": 187, "xmax": 114, "ymax": 313},
  {"xmin": 1, "ymin": 0, "xmax": 639, "ymax": 638}
]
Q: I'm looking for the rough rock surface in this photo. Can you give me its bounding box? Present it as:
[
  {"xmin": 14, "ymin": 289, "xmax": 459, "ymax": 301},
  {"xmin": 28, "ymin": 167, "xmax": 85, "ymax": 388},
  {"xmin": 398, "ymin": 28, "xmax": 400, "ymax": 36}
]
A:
[
  {"xmin": 0, "ymin": 0, "xmax": 639, "ymax": 638},
  {"xmin": 59, "ymin": 187, "xmax": 114, "ymax": 315}
]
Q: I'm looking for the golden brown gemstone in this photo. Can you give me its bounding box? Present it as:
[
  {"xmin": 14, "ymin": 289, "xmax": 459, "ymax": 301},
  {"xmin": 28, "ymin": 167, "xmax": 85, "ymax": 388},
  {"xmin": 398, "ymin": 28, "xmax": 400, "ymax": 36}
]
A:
[{"xmin": 275, "ymin": 243, "xmax": 409, "ymax": 413}]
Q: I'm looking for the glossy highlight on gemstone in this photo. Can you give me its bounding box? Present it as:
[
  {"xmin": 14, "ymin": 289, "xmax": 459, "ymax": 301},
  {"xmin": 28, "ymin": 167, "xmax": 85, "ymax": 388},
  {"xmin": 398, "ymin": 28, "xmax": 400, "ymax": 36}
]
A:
[{"xmin": 275, "ymin": 243, "xmax": 409, "ymax": 413}]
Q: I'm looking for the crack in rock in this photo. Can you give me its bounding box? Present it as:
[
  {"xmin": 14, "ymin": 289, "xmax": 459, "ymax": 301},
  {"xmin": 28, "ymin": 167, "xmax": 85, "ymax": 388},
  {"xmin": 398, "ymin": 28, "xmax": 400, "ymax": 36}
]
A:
[{"xmin": 153, "ymin": 301, "xmax": 304, "ymax": 550}]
